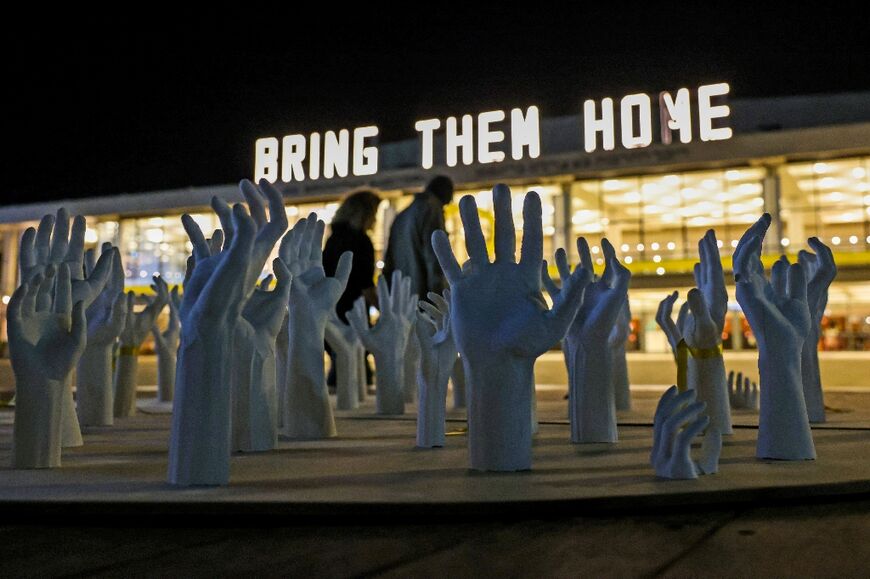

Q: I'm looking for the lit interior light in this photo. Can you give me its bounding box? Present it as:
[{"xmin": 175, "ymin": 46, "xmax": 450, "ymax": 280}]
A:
[
  {"xmin": 145, "ymin": 228, "xmax": 164, "ymax": 243},
  {"xmin": 702, "ymin": 179, "xmax": 718, "ymax": 190},
  {"xmin": 624, "ymin": 192, "xmax": 641, "ymax": 203},
  {"xmin": 853, "ymin": 167, "xmax": 867, "ymax": 179},
  {"xmin": 781, "ymin": 238, "xmax": 790, "ymax": 247},
  {"xmin": 661, "ymin": 196, "xmax": 680, "ymax": 206},
  {"xmin": 751, "ymin": 197, "xmax": 765, "ymax": 207},
  {"xmin": 813, "ymin": 162, "xmax": 829, "ymax": 174},
  {"xmin": 863, "ymin": 195, "xmax": 870, "ymax": 205},
  {"xmin": 681, "ymin": 188, "xmax": 701, "ymax": 199},
  {"xmin": 376, "ymin": 260, "xmax": 384, "ymax": 269},
  {"xmin": 712, "ymin": 211, "xmax": 724, "ymax": 218},
  {"xmin": 139, "ymin": 270, "xmax": 148, "ymax": 278},
  {"xmin": 651, "ymin": 242, "xmax": 660, "ymax": 250},
  {"xmin": 820, "ymin": 177, "xmax": 837, "ymax": 189},
  {"xmin": 866, "ymin": 316, "xmax": 870, "ymax": 325},
  {"xmin": 601, "ymin": 217, "xmax": 610, "ymax": 225},
  {"xmin": 596, "ymin": 258, "xmax": 604, "ymax": 265},
  {"xmin": 666, "ymin": 241, "xmax": 676, "ymax": 250},
  {"xmin": 653, "ymin": 255, "xmax": 662, "ymax": 263},
  {"xmin": 84, "ymin": 228, "xmax": 98, "ymax": 243},
  {"xmin": 656, "ymin": 267, "xmax": 665, "ymax": 276},
  {"xmin": 860, "ymin": 183, "xmax": 870, "ymax": 192},
  {"xmin": 544, "ymin": 226, "xmax": 556, "ymax": 236},
  {"xmin": 286, "ymin": 206, "xmax": 299, "ymax": 217},
  {"xmin": 831, "ymin": 236, "xmax": 841, "ymax": 245},
  {"xmin": 739, "ymin": 183, "xmax": 758, "ymax": 195},
  {"xmin": 730, "ymin": 239, "xmax": 739, "ymax": 248},
  {"xmin": 543, "ymin": 204, "xmax": 555, "ymax": 216},
  {"xmin": 715, "ymin": 192, "xmax": 729, "ymax": 202},
  {"xmin": 624, "ymin": 256, "xmax": 633, "ymax": 264},
  {"xmin": 725, "ymin": 170, "xmax": 741, "ymax": 180},
  {"xmin": 717, "ymin": 240, "xmax": 724, "ymax": 248},
  {"xmin": 850, "ymin": 235, "xmax": 859, "ymax": 244},
  {"xmin": 591, "ymin": 245, "xmax": 600, "ymax": 254},
  {"xmin": 602, "ymin": 179, "xmax": 624, "ymax": 191},
  {"xmin": 621, "ymin": 243, "xmax": 630, "ymax": 252},
  {"xmin": 663, "ymin": 175, "xmax": 680, "ymax": 186},
  {"xmin": 867, "ymin": 236, "xmax": 870, "ymax": 243},
  {"xmin": 827, "ymin": 191, "xmax": 844, "ymax": 202},
  {"xmin": 636, "ymin": 243, "xmax": 645, "ymax": 251},
  {"xmin": 642, "ymin": 183, "xmax": 661, "ymax": 195},
  {"xmin": 1, "ymin": 295, "xmax": 9, "ymax": 305}
]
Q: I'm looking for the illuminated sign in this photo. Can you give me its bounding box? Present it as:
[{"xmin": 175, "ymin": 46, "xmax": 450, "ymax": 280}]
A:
[{"xmin": 254, "ymin": 83, "xmax": 731, "ymax": 183}]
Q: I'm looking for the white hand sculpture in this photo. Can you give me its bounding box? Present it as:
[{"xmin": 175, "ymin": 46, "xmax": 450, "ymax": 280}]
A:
[
  {"xmin": 797, "ymin": 238, "xmax": 837, "ymax": 423},
  {"xmin": 114, "ymin": 277, "xmax": 170, "ymax": 417},
  {"xmin": 232, "ymin": 261, "xmax": 292, "ymax": 452},
  {"xmin": 450, "ymin": 357, "xmax": 467, "ymax": 409},
  {"xmin": 695, "ymin": 229, "xmax": 729, "ymax": 333},
  {"xmin": 151, "ymin": 285, "xmax": 181, "ymax": 403},
  {"xmin": 9, "ymin": 265, "xmax": 86, "ymax": 468},
  {"xmin": 19, "ymin": 209, "xmax": 112, "ymax": 447},
  {"xmin": 415, "ymin": 290, "xmax": 458, "ymax": 448},
  {"xmin": 728, "ymin": 370, "xmax": 759, "ymax": 411},
  {"xmin": 432, "ymin": 184, "xmax": 590, "ymax": 471},
  {"xmin": 279, "ymin": 214, "xmax": 351, "ymax": 439},
  {"xmin": 733, "ymin": 214, "xmax": 815, "ymax": 460},
  {"xmin": 324, "ymin": 313, "xmax": 365, "ymax": 410},
  {"xmin": 275, "ymin": 313, "xmax": 289, "ymax": 427},
  {"xmin": 651, "ymin": 386, "xmax": 721, "ymax": 479},
  {"xmin": 76, "ymin": 244, "xmax": 128, "ymax": 426},
  {"xmin": 168, "ymin": 178, "xmax": 287, "ymax": 487},
  {"xmin": 546, "ymin": 237, "xmax": 628, "ymax": 444},
  {"xmin": 347, "ymin": 271, "xmax": 416, "ymax": 416},
  {"xmin": 609, "ymin": 298, "xmax": 632, "ymax": 411},
  {"xmin": 403, "ymin": 317, "xmax": 421, "ymax": 404}
]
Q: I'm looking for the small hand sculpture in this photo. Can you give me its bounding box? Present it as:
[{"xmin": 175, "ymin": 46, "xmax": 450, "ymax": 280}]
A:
[
  {"xmin": 279, "ymin": 214, "xmax": 351, "ymax": 439},
  {"xmin": 347, "ymin": 271, "xmax": 416, "ymax": 416},
  {"xmin": 76, "ymin": 244, "xmax": 128, "ymax": 426},
  {"xmin": 797, "ymin": 238, "xmax": 837, "ymax": 423},
  {"xmin": 232, "ymin": 261, "xmax": 292, "ymax": 451},
  {"xmin": 9, "ymin": 265, "xmax": 87, "ymax": 468},
  {"xmin": 114, "ymin": 277, "xmax": 170, "ymax": 417},
  {"xmin": 546, "ymin": 237, "xmax": 628, "ymax": 444},
  {"xmin": 168, "ymin": 179, "xmax": 287, "ymax": 487},
  {"xmin": 151, "ymin": 285, "xmax": 181, "ymax": 403},
  {"xmin": 728, "ymin": 370, "xmax": 759, "ymax": 411},
  {"xmin": 609, "ymin": 298, "xmax": 632, "ymax": 411},
  {"xmin": 733, "ymin": 214, "xmax": 815, "ymax": 460},
  {"xmin": 651, "ymin": 386, "xmax": 721, "ymax": 479},
  {"xmin": 19, "ymin": 209, "xmax": 112, "ymax": 447},
  {"xmin": 415, "ymin": 290, "xmax": 458, "ymax": 448},
  {"xmin": 432, "ymin": 184, "xmax": 590, "ymax": 471},
  {"xmin": 324, "ymin": 312, "xmax": 365, "ymax": 410}
]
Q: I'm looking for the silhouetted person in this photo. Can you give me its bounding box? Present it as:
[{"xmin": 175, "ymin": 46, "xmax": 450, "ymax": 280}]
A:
[
  {"xmin": 323, "ymin": 190, "xmax": 381, "ymax": 386},
  {"xmin": 382, "ymin": 175, "xmax": 454, "ymax": 299}
]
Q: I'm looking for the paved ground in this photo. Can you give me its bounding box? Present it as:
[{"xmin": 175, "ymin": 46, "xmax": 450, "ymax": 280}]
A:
[{"xmin": 3, "ymin": 388, "xmax": 870, "ymax": 576}]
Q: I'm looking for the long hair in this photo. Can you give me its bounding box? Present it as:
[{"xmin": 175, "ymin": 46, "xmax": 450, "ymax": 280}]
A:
[{"xmin": 332, "ymin": 190, "xmax": 382, "ymax": 231}]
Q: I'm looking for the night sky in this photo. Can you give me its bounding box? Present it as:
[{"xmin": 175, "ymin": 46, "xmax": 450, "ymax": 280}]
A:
[{"xmin": 5, "ymin": 7, "xmax": 870, "ymax": 205}]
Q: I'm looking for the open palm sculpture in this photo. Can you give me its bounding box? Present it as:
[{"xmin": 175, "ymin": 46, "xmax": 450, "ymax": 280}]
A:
[
  {"xmin": 432, "ymin": 184, "xmax": 590, "ymax": 471},
  {"xmin": 168, "ymin": 179, "xmax": 287, "ymax": 486},
  {"xmin": 733, "ymin": 214, "xmax": 815, "ymax": 460}
]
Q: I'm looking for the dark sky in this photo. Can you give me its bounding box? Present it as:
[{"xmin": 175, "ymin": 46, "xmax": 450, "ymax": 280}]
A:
[{"xmin": 5, "ymin": 7, "xmax": 870, "ymax": 205}]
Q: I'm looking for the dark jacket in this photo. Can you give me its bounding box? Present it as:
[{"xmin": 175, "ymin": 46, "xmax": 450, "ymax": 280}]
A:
[
  {"xmin": 323, "ymin": 222, "xmax": 375, "ymax": 322},
  {"xmin": 382, "ymin": 192, "xmax": 447, "ymax": 299}
]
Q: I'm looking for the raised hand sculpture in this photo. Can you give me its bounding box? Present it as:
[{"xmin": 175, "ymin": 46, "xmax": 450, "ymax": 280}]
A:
[
  {"xmin": 609, "ymin": 298, "xmax": 632, "ymax": 411},
  {"xmin": 654, "ymin": 230, "xmax": 732, "ymax": 437},
  {"xmin": 232, "ymin": 262, "xmax": 292, "ymax": 452},
  {"xmin": 19, "ymin": 209, "xmax": 111, "ymax": 447},
  {"xmin": 114, "ymin": 277, "xmax": 169, "ymax": 417},
  {"xmin": 347, "ymin": 271, "xmax": 416, "ymax": 416},
  {"xmin": 733, "ymin": 214, "xmax": 815, "ymax": 460},
  {"xmin": 168, "ymin": 178, "xmax": 287, "ymax": 486},
  {"xmin": 545, "ymin": 237, "xmax": 629, "ymax": 444},
  {"xmin": 797, "ymin": 238, "xmax": 836, "ymax": 423},
  {"xmin": 403, "ymin": 317, "xmax": 421, "ymax": 404},
  {"xmin": 432, "ymin": 184, "xmax": 590, "ymax": 471},
  {"xmin": 651, "ymin": 386, "xmax": 721, "ymax": 479},
  {"xmin": 9, "ymin": 265, "xmax": 87, "ymax": 468},
  {"xmin": 415, "ymin": 290, "xmax": 457, "ymax": 448},
  {"xmin": 279, "ymin": 214, "xmax": 351, "ymax": 439},
  {"xmin": 324, "ymin": 312, "xmax": 365, "ymax": 410},
  {"xmin": 151, "ymin": 285, "xmax": 181, "ymax": 403},
  {"xmin": 76, "ymin": 244, "xmax": 128, "ymax": 426},
  {"xmin": 728, "ymin": 370, "xmax": 759, "ymax": 411}
]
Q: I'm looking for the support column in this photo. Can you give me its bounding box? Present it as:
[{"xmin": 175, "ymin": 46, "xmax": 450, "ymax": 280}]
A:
[{"xmin": 762, "ymin": 166, "xmax": 783, "ymax": 254}]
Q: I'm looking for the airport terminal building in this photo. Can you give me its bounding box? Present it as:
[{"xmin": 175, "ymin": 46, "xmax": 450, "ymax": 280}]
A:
[{"xmin": 0, "ymin": 90, "xmax": 869, "ymax": 365}]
